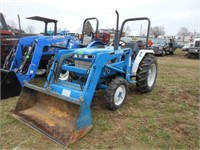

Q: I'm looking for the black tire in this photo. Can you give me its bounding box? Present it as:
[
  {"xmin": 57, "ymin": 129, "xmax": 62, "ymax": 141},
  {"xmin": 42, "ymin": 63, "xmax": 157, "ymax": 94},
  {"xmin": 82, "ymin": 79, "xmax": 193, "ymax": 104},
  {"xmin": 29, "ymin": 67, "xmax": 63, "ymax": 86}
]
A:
[
  {"xmin": 187, "ymin": 52, "xmax": 191, "ymax": 58},
  {"xmin": 104, "ymin": 77, "xmax": 128, "ymax": 110},
  {"xmin": 169, "ymin": 51, "xmax": 174, "ymax": 55},
  {"xmin": 136, "ymin": 54, "xmax": 157, "ymax": 93}
]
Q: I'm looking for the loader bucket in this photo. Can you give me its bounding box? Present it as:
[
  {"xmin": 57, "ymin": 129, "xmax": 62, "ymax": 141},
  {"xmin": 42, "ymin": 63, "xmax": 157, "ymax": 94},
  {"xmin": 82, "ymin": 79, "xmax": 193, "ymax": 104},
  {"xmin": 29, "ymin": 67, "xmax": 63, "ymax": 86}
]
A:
[
  {"xmin": 13, "ymin": 86, "xmax": 93, "ymax": 147},
  {"xmin": 1, "ymin": 69, "xmax": 21, "ymax": 99}
]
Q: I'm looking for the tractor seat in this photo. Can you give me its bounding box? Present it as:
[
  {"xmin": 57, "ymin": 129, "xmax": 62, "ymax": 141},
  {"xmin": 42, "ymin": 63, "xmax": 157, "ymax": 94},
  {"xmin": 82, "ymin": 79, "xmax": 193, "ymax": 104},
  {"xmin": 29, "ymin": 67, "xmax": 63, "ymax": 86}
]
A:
[{"xmin": 126, "ymin": 42, "xmax": 140, "ymax": 55}]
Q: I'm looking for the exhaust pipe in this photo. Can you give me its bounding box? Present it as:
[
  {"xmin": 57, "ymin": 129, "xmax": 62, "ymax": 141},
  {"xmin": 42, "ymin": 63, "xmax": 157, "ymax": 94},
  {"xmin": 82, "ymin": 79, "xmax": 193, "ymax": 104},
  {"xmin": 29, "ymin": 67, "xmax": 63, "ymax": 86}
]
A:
[
  {"xmin": 18, "ymin": 15, "xmax": 21, "ymax": 35},
  {"xmin": 114, "ymin": 10, "xmax": 119, "ymax": 50}
]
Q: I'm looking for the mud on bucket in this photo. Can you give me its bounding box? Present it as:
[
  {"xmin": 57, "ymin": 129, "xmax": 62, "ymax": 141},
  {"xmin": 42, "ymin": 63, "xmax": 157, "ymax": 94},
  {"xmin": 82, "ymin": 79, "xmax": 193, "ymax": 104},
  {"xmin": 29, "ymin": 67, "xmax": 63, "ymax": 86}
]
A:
[
  {"xmin": 13, "ymin": 86, "xmax": 93, "ymax": 147},
  {"xmin": 1, "ymin": 69, "xmax": 21, "ymax": 100}
]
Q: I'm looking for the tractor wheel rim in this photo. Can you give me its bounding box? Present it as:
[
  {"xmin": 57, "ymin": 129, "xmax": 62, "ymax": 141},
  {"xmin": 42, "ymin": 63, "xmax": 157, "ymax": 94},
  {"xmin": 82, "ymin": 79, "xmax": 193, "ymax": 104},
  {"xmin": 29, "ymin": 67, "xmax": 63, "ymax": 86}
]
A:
[
  {"xmin": 114, "ymin": 85, "xmax": 126, "ymax": 106},
  {"xmin": 147, "ymin": 63, "xmax": 156, "ymax": 87}
]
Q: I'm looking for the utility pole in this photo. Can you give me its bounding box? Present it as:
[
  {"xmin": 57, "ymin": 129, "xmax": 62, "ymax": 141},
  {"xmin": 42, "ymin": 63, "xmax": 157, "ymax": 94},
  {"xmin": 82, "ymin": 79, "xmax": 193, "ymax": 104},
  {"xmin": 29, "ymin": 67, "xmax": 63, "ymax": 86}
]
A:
[{"xmin": 140, "ymin": 24, "xmax": 143, "ymax": 36}]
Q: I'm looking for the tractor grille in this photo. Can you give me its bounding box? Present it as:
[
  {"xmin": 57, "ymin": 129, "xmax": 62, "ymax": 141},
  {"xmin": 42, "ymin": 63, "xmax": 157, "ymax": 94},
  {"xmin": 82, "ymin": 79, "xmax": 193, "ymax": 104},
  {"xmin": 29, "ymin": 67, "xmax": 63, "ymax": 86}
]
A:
[{"xmin": 75, "ymin": 60, "xmax": 91, "ymax": 69}]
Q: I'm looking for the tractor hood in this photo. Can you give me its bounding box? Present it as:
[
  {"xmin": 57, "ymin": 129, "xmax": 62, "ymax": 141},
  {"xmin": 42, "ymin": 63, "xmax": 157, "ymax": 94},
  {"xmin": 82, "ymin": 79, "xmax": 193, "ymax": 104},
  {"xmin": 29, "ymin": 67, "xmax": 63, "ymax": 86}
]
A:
[
  {"xmin": 33, "ymin": 35, "xmax": 74, "ymax": 47},
  {"xmin": 20, "ymin": 35, "xmax": 42, "ymax": 41},
  {"xmin": 73, "ymin": 46, "xmax": 114, "ymax": 55},
  {"xmin": 17, "ymin": 35, "xmax": 73, "ymax": 47},
  {"xmin": 35, "ymin": 35, "xmax": 71, "ymax": 43}
]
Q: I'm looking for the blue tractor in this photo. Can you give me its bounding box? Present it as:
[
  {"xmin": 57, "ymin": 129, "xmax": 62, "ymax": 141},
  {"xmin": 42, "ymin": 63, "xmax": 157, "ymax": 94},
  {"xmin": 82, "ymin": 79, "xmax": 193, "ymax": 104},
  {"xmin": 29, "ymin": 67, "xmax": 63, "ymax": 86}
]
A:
[
  {"xmin": 1, "ymin": 17, "xmax": 106, "ymax": 99},
  {"xmin": 13, "ymin": 11, "xmax": 157, "ymax": 147},
  {"xmin": 1, "ymin": 35, "xmax": 78, "ymax": 99}
]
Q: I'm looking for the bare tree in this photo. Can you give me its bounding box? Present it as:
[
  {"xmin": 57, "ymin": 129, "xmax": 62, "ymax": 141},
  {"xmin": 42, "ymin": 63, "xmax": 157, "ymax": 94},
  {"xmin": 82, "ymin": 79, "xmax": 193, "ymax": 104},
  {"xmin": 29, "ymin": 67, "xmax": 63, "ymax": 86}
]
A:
[
  {"xmin": 7, "ymin": 19, "xmax": 17, "ymax": 29},
  {"xmin": 26, "ymin": 25, "xmax": 35, "ymax": 34},
  {"xmin": 150, "ymin": 26, "xmax": 165, "ymax": 38},
  {"xmin": 177, "ymin": 27, "xmax": 191, "ymax": 42}
]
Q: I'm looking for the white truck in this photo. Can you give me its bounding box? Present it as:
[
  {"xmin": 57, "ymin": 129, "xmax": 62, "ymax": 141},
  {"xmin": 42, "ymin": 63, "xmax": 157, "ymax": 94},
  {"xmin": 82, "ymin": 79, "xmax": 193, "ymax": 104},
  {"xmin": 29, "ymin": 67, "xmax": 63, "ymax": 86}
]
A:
[{"xmin": 187, "ymin": 38, "xmax": 200, "ymax": 58}]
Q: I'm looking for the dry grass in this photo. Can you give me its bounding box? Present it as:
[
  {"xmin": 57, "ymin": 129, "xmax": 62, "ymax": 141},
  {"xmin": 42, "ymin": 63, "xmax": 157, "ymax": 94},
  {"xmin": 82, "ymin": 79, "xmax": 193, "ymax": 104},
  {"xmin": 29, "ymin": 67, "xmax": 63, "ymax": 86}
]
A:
[{"xmin": 0, "ymin": 49, "xmax": 199, "ymax": 149}]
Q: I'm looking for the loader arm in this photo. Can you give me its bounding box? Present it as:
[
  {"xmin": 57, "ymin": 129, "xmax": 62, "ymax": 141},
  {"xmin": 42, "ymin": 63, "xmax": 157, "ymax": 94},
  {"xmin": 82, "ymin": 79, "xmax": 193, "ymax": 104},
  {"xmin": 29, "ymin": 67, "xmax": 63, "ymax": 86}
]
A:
[{"xmin": 13, "ymin": 47, "xmax": 132, "ymax": 146}]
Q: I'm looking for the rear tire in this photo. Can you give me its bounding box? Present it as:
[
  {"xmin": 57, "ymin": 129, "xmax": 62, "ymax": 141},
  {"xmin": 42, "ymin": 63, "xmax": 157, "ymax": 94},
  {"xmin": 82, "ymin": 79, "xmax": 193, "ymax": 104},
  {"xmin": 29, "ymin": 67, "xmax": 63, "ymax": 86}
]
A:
[
  {"xmin": 104, "ymin": 78, "xmax": 128, "ymax": 110},
  {"xmin": 136, "ymin": 54, "xmax": 157, "ymax": 93},
  {"xmin": 187, "ymin": 52, "xmax": 191, "ymax": 58}
]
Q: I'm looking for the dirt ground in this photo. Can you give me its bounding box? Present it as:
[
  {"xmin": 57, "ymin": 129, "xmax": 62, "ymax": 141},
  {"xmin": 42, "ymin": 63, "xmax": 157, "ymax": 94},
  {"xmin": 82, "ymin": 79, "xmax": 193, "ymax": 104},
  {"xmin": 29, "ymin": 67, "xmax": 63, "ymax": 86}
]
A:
[{"xmin": 0, "ymin": 49, "xmax": 199, "ymax": 149}]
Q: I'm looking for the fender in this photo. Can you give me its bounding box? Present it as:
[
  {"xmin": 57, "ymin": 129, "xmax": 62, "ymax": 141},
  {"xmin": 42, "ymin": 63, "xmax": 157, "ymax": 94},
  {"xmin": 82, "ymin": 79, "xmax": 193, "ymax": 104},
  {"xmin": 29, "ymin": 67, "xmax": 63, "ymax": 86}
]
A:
[{"xmin": 131, "ymin": 49, "xmax": 154, "ymax": 75}]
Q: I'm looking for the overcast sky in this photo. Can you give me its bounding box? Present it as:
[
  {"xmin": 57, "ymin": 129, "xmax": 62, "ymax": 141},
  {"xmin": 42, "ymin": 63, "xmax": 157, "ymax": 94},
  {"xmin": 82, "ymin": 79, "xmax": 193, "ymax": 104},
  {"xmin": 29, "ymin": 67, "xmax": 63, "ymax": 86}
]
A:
[{"xmin": 1, "ymin": 0, "xmax": 199, "ymax": 35}]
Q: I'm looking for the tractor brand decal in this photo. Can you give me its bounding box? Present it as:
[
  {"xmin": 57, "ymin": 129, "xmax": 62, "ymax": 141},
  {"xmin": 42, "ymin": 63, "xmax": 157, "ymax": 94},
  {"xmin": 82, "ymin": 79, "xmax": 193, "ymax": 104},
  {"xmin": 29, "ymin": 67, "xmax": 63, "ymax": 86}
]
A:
[
  {"xmin": 62, "ymin": 89, "xmax": 71, "ymax": 97},
  {"xmin": 55, "ymin": 41, "xmax": 67, "ymax": 46}
]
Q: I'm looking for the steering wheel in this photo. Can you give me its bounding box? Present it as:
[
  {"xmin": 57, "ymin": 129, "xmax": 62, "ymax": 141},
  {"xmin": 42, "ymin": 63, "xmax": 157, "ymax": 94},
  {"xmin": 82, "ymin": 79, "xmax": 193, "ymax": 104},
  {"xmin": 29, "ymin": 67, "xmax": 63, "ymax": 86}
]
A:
[{"xmin": 110, "ymin": 39, "xmax": 128, "ymax": 48}]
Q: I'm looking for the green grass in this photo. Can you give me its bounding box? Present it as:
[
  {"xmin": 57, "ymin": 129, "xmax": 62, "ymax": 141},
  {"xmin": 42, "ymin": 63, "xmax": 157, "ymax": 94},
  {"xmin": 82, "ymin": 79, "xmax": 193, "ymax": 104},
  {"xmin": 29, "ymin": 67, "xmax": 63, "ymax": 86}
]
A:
[{"xmin": 0, "ymin": 49, "xmax": 199, "ymax": 149}]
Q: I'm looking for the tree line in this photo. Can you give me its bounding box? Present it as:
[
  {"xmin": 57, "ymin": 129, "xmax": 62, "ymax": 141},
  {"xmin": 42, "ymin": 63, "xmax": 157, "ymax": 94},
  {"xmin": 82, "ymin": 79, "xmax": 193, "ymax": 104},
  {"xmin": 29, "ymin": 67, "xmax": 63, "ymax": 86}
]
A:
[
  {"xmin": 8, "ymin": 19, "xmax": 196, "ymax": 41},
  {"xmin": 150, "ymin": 26, "xmax": 194, "ymax": 41}
]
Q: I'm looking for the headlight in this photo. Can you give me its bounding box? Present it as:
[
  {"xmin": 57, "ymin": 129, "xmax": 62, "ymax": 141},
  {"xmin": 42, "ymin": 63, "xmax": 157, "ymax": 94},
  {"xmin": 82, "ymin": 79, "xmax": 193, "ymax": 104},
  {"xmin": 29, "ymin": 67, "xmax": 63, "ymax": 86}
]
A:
[
  {"xmin": 74, "ymin": 54, "xmax": 78, "ymax": 57},
  {"xmin": 83, "ymin": 55, "xmax": 88, "ymax": 58}
]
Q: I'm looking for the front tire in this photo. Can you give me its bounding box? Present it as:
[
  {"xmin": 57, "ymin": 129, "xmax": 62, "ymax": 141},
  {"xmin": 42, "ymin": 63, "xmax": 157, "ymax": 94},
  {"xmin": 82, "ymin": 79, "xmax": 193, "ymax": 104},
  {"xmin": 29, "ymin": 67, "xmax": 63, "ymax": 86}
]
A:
[
  {"xmin": 104, "ymin": 78, "xmax": 128, "ymax": 110},
  {"xmin": 136, "ymin": 54, "xmax": 157, "ymax": 93},
  {"xmin": 169, "ymin": 50, "xmax": 174, "ymax": 55},
  {"xmin": 187, "ymin": 52, "xmax": 191, "ymax": 58}
]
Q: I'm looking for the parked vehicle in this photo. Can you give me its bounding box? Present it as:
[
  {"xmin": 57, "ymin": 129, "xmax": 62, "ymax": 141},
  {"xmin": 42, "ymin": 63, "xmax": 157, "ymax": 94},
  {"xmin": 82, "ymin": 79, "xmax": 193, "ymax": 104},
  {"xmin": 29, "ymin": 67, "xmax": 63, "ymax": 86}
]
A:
[
  {"xmin": 148, "ymin": 38, "xmax": 177, "ymax": 56},
  {"xmin": 187, "ymin": 38, "xmax": 200, "ymax": 58},
  {"xmin": 13, "ymin": 11, "xmax": 157, "ymax": 147},
  {"xmin": 174, "ymin": 42, "xmax": 184, "ymax": 49},
  {"xmin": 0, "ymin": 13, "xmax": 22, "ymax": 65},
  {"xmin": 182, "ymin": 43, "xmax": 193, "ymax": 51},
  {"xmin": 148, "ymin": 38, "xmax": 168, "ymax": 56}
]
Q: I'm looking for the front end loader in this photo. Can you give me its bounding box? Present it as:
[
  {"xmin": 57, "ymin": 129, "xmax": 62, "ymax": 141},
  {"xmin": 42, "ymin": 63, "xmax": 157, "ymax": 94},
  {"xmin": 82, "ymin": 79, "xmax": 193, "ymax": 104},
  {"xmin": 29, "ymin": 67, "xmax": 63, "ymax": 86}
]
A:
[
  {"xmin": 1, "ymin": 17, "xmax": 107, "ymax": 100},
  {"xmin": 13, "ymin": 11, "xmax": 157, "ymax": 147},
  {"xmin": 1, "ymin": 35, "xmax": 77, "ymax": 99}
]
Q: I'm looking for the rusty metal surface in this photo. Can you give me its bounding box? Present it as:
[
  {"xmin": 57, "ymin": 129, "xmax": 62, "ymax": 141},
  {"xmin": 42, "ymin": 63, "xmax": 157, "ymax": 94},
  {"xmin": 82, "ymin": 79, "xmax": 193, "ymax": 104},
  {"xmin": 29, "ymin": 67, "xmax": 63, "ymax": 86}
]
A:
[{"xmin": 13, "ymin": 87, "xmax": 92, "ymax": 146}]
